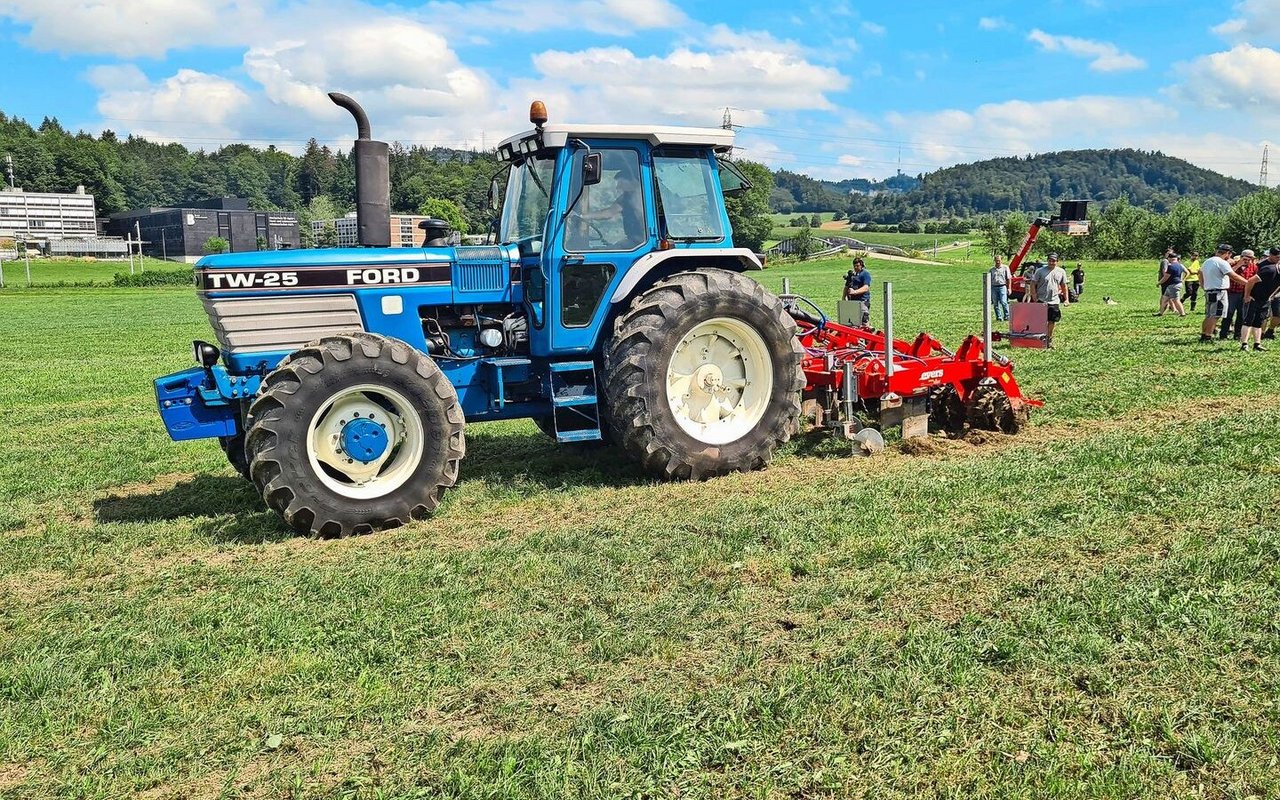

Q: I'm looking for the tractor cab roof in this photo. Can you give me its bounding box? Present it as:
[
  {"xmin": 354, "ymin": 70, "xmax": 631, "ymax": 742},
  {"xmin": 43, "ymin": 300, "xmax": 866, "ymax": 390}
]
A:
[{"xmin": 497, "ymin": 124, "xmax": 735, "ymax": 162}]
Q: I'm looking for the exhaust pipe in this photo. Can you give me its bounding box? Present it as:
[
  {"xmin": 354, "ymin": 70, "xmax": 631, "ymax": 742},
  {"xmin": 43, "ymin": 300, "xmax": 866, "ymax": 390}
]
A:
[{"xmin": 329, "ymin": 92, "xmax": 390, "ymax": 248}]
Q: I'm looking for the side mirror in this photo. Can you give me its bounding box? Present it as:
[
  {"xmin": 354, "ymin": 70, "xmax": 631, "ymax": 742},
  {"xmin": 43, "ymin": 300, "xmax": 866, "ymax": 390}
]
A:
[
  {"xmin": 582, "ymin": 153, "xmax": 602, "ymax": 187},
  {"xmin": 488, "ymin": 176, "xmax": 501, "ymax": 210}
]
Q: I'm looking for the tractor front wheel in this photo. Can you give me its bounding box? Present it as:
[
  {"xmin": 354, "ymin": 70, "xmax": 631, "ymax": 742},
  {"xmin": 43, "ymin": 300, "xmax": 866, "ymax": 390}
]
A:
[
  {"xmin": 603, "ymin": 269, "xmax": 804, "ymax": 480},
  {"xmin": 244, "ymin": 333, "xmax": 465, "ymax": 536}
]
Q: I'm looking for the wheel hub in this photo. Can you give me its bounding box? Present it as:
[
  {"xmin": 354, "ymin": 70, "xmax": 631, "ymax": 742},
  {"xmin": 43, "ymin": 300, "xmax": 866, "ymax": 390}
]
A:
[
  {"xmin": 340, "ymin": 417, "xmax": 389, "ymax": 464},
  {"xmin": 665, "ymin": 317, "xmax": 774, "ymax": 446}
]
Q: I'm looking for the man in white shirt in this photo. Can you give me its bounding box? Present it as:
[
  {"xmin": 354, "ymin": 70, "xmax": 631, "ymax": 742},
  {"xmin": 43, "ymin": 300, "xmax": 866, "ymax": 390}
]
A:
[
  {"xmin": 1199, "ymin": 243, "xmax": 1248, "ymax": 343},
  {"xmin": 1028, "ymin": 253, "xmax": 1068, "ymax": 348}
]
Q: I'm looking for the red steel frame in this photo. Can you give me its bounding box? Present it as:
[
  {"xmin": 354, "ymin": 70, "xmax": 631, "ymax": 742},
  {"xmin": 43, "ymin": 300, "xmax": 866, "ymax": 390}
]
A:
[{"xmin": 795, "ymin": 317, "xmax": 1043, "ymax": 411}]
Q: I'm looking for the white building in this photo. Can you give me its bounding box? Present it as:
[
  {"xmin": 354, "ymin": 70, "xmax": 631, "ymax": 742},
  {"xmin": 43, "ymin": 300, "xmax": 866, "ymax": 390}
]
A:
[
  {"xmin": 311, "ymin": 212, "xmax": 448, "ymax": 248},
  {"xmin": 0, "ymin": 186, "xmax": 98, "ymax": 241}
]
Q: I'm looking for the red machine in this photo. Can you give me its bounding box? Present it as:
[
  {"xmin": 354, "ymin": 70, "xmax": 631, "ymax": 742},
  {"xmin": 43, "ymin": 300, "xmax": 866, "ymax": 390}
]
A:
[
  {"xmin": 1008, "ymin": 200, "xmax": 1091, "ymax": 301},
  {"xmin": 783, "ymin": 292, "xmax": 1042, "ymax": 439}
]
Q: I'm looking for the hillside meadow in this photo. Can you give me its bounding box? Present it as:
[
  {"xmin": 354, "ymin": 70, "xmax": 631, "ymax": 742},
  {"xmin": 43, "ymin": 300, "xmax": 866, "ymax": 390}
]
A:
[{"xmin": 1, "ymin": 255, "xmax": 1278, "ymax": 798}]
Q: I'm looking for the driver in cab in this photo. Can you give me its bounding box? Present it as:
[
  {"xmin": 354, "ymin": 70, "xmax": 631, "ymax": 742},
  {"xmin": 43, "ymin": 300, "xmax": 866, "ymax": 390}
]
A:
[{"xmin": 569, "ymin": 156, "xmax": 645, "ymax": 251}]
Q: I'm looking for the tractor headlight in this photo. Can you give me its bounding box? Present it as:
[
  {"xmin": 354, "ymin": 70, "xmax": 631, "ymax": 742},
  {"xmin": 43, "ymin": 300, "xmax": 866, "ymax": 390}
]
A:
[{"xmin": 193, "ymin": 340, "xmax": 220, "ymax": 368}]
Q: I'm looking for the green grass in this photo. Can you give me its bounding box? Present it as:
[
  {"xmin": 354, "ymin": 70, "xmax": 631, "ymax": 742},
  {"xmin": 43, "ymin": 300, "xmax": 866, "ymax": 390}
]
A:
[
  {"xmin": 0, "ymin": 256, "xmax": 183, "ymax": 287},
  {"xmin": 2, "ymin": 260, "xmax": 1280, "ymax": 798}
]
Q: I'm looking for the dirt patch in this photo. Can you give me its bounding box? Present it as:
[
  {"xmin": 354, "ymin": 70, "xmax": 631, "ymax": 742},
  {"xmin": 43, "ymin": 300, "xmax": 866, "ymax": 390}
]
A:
[
  {"xmin": 898, "ymin": 436, "xmax": 967, "ymax": 457},
  {"xmin": 0, "ymin": 763, "xmax": 29, "ymax": 792}
]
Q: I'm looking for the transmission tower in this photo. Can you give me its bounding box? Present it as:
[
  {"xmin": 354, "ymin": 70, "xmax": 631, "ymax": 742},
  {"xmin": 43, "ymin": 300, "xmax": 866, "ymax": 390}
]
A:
[
  {"xmin": 1261, "ymin": 144, "xmax": 1269, "ymax": 188},
  {"xmin": 721, "ymin": 107, "xmax": 733, "ymax": 130}
]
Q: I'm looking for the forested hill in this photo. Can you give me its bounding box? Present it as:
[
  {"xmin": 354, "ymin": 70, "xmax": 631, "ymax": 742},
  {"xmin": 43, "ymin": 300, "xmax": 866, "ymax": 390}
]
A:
[{"xmin": 847, "ymin": 149, "xmax": 1258, "ymax": 222}]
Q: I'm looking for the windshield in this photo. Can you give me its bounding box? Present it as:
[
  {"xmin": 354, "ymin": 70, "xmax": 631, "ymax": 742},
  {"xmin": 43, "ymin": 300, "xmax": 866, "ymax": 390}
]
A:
[
  {"xmin": 654, "ymin": 151, "xmax": 724, "ymax": 241},
  {"xmin": 500, "ymin": 154, "xmax": 556, "ymax": 245}
]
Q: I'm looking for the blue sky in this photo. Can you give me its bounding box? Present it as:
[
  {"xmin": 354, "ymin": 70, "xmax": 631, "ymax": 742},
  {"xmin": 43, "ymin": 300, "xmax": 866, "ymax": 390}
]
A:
[{"xmin": 2, "ymin": 0, "xmax": 1276, "ymax": 181}]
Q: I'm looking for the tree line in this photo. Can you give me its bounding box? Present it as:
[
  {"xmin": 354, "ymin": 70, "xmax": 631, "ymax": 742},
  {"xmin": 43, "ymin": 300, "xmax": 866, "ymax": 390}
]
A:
[{"xmin": 976, "ymin": 192, "xmax": 1280, "ymax": 262}]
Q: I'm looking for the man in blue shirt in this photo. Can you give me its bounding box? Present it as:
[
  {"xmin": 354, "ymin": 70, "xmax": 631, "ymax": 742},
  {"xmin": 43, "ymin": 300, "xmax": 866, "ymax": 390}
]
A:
[
  {"xmin": 1155, "ymin": 253, "xmax": 1187, "ymax": 317},
  {"xmin": 844, "ymin": 256, "xmax": 872, "ymax": 326}
]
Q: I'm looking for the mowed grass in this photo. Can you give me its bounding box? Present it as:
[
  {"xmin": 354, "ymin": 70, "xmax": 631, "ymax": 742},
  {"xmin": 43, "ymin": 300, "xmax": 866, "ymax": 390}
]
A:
[
  {"xmin": 0, "ymin": 256, "xmax": 183, "ymax": 287},
  {"xmin": 2, "ymin": 259, "xmax": 1280, "ymax": 798}
]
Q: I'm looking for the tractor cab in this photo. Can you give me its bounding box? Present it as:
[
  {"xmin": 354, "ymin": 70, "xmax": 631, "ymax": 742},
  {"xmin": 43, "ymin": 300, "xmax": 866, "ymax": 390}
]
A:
[{"xmin": 493, "ymin": 104, "xmax": 758, "ymax": 358}]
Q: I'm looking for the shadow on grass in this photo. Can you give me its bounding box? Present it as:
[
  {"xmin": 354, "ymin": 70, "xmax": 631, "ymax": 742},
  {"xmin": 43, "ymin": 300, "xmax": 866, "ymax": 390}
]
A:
[
  {"xmin": 94, "ymin": 474, "xmax": 261, "ymax": 524},
  {"xmin": 93, "ymin": 474, "xmax": 292, "ymax": 545},
  {"xmin": 458, "ymin": 428, "xmax": 650, "ymax": 492},
  {"xmin": 90, "ymin": 429, "xmax": 651, "ymax": 541}
]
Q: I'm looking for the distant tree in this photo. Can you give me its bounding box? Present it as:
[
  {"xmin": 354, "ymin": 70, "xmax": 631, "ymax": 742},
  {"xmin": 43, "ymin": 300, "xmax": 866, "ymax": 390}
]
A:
[
  {"xmin": 419, "ymin": 197, "xmax": 469, "ymax": 234},
  {"xmin": 1220, "ymin": 191, "xmax": 1280, "ymax": 253},
  {"xmin": 203, "ymin": 236, "xmax": 230, "ymax": 254},
  {"xmin": 723, "ymin": 159, "xmax": 774, "ymax": 251},
  {"xmin": 791, "ymin": 226, "xmax": 817, "ymax": 260},
  {"xmin": 809, "ymin": 213, "xmax": 822, "ymax": 227},
  {"xmin": 314, "ymin": 223, "xmax": 337, "ymax": 248},
  {"xmin": 256, "ymin": 235, "xmax": 268, "ymax": 251},
  {"xmin": 832, "ymin": 210, "xmax": 845, "ymax": 221},
  {"xmin": 1001, "ymin": 213, "xmax": 1029, "ymax": 260}
]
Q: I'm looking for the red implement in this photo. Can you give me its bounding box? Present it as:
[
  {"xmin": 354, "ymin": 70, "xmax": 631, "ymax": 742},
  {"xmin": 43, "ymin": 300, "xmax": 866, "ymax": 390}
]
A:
[{"xmin": 792, "ymin": 314, "xmax": 1043, "ymax": 434}]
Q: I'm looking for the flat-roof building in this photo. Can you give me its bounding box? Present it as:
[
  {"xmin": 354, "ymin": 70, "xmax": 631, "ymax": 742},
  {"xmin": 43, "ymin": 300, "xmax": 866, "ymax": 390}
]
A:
[
  {"xmin": 0, "ymin": 186, "xmax": 98, "ymax": 241},
  {"xmin": 105, "ymin": 198, "xmax": 300, "ymax": 263},
  {"xmin": 312, "ymin": 213, "xmax": 449, "ymax": 248}
]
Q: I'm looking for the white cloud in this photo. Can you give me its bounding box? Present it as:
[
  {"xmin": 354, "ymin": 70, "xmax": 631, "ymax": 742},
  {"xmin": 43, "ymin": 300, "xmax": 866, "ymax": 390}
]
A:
[
  {"xmin": 1172, "ymin": 43, "xmax": 1280, "ymax": 111},
  {"xmin": 886, "ymin": 95, "xmax": 1165, "ymax": 168},
  {"xmin": 0, "ymin": 0, "xmax": 262, "ymax": 57},
  {"xmin": 1213, "ymin": 0, "xmax": 1280, "ymax": 42},
  {"xmin": 94, "ymin": 69, "xmax": 251, "ymax": 140},
  {"xmin": 979, "ymin": 17, "xmax": 1010, "ymax": 31},
  {"xmin": 861, "ymin": 21, "xmax": 886, "ymax": 36},
  {"xmin": 529, "ymin": 43, "xmax": 848, "ymax": 125},
  {"xmin": 422, "ymin": 0, "xmax": 687, "ymax": 34},
  {"xmin": 1027, "ymin": 29, "xmax": 1146, "ymax": 72}
]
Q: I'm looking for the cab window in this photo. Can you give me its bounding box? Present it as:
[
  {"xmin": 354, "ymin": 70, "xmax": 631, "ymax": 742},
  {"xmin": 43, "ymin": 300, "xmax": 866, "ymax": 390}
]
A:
[
  {"xmin": 654, "ymin": 150, "xmax": 724, "ymax": 241},
  {"xmin": 565, "ymin": 149, "xmax": 646, "ymax": 252}
]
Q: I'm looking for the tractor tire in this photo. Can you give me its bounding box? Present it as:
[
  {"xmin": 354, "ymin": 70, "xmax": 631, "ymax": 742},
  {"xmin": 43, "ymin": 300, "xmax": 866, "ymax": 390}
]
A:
[
  {"xmin": 603, "ymin": 269, "xmax": 804, "ymax": 480},
  {"xmin": 965, "ymin": 382, "xmax": 1026, "ymax": 434},
  {"xmin": 928, "ymin": 384, "xmax": 967, "ymax": 435},
  {"xmin": 218, "ymin": 432, "xmax": 251, "ymax": 481},
  {"xmin": 244, "ymin": 333, "xmax": 466, "ymax": 536}
]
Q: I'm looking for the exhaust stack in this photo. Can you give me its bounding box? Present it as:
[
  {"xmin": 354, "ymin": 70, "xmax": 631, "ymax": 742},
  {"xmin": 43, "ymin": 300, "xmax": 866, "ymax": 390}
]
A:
[{"xmin": 329, "ymin": 92, "xmax": 390, "ymax": 248}]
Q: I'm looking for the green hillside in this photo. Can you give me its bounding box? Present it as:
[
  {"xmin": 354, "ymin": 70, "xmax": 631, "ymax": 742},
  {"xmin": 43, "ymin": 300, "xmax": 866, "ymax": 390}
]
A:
[{"xmin": 847, "ymin": 149, "xmax": 1258, "ymax": 222}]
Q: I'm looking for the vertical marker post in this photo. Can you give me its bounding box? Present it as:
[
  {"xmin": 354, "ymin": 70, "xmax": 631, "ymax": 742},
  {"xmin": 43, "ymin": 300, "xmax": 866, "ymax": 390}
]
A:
[
  {"xmin": 983, "ymin": 271, "xmax": 993, "ymax": 364},
  {"xmin": 883, "ymin": 281, "xmax": 894, "ymax": 378}
]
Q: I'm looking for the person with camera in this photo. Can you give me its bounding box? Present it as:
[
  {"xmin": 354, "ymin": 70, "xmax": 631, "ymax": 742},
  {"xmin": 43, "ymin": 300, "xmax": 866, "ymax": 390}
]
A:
[{"xmin": 843, "ymin": 256, "xmax": 872, "ymax": 327}]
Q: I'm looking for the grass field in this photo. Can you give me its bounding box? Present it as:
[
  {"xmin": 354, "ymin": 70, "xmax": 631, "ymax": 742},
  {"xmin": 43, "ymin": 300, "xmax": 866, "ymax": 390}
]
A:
[
  {"xmin": 3, "ymin": 257, "xmax": 1280, "ymax": 798},
  {"xmin": 0, "ymin": 256, "xmax": 184, "ymax": 287}
]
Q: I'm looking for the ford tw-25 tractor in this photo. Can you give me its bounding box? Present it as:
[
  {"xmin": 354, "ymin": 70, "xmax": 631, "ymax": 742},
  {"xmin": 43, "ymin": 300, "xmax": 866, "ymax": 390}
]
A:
[{"xmin": 155, "ymin": 94, "xmax": 1039, "ymax": 536}]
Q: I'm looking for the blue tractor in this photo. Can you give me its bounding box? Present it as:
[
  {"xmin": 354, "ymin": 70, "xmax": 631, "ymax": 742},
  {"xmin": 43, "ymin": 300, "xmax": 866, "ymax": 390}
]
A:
[{"xmin": 155, "ymin": 95, "xmax": 804, "ymax": 535}]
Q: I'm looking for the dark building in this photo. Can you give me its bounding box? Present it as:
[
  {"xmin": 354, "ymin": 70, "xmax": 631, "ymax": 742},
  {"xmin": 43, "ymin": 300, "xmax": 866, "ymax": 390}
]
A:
[{"xmin": 105, "ymin": 198, "xmax": 300, "ymax": 263}]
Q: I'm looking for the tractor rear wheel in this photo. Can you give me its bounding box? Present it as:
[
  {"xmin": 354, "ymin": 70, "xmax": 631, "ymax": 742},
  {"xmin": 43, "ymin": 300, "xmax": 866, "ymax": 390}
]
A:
[
  {"xmin": 244, "ymin": 333, "xmax": 465, "ymax": 536},
  {"xmin": 603, "ymin": 269, "xmax": 804, "ymax": 480}
]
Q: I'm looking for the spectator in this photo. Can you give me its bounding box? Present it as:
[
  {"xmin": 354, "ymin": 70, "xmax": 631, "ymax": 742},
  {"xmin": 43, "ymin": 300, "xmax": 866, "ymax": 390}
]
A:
[
  {"xmin": 1200, "ymin": 243, "xmax": 1247, "ymax": 343},
  {"xmin": 1157, "ymin": 247, "xmax": 1174, "ymax": 306},
  {"xmin": 1028, "ymin": 252, "xmax": 1068, "ymax": 348},
  {"xmin": 1220, "ymin": 249, "xmax": 1257, "ymax": 339},
  {"xmin": 988, "ymin": 254, "xmax": 1011, "ymax": 322},
  {"xmin": 1240, "ymin": 246, "xmax": 1280, "ymax": 351},
  {"xmin": 1182, "ymin": 251, "xmax": 1201, "ymax": 311},
  {"xmin": 1071, "ymin": 262, "xmax": 1086, "ymax": 300},
  {"xmin": 1155, "ymin": 253, "xmax": 1186, "ymax": 317},
  {"xmin": 843, "ymin": 256, "xmax": 872, "ymax": 326}
]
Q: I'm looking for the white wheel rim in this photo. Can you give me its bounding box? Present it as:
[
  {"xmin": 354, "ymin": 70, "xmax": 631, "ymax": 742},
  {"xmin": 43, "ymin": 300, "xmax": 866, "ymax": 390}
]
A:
[
  {"xmin": 304, "ymin": 383, "xmax": 424, "ymax": 500},
  {"xmin": 665, "ymin": 316, "xmax": 774, "ymax": 446}
]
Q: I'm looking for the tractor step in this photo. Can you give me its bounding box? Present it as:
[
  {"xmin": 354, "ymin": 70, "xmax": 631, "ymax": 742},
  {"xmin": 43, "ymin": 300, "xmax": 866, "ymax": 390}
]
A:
[
  {"xmin": 555, "ymin": 429, "xmax": 603, "ymax": 443},
  {"xmin": 548, "ymin": 360, "xmax": 603, "ymax": 442}
]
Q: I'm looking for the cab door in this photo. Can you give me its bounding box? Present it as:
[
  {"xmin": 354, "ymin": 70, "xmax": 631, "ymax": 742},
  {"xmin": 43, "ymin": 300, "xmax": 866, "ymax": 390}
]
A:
[{"xmin": 546, "ymin": 146, "xmax": 653, "ymax": 354}]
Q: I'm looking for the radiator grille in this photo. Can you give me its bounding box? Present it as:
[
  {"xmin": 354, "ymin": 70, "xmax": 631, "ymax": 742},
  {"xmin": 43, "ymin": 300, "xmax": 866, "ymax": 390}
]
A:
[
  {"xmin": 203, "ymin": 294, "xmax": 364, "ymax": 353},
  {"xmin": 455, "ymin": 247, "xmax": 507, "ymax": 292}
]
